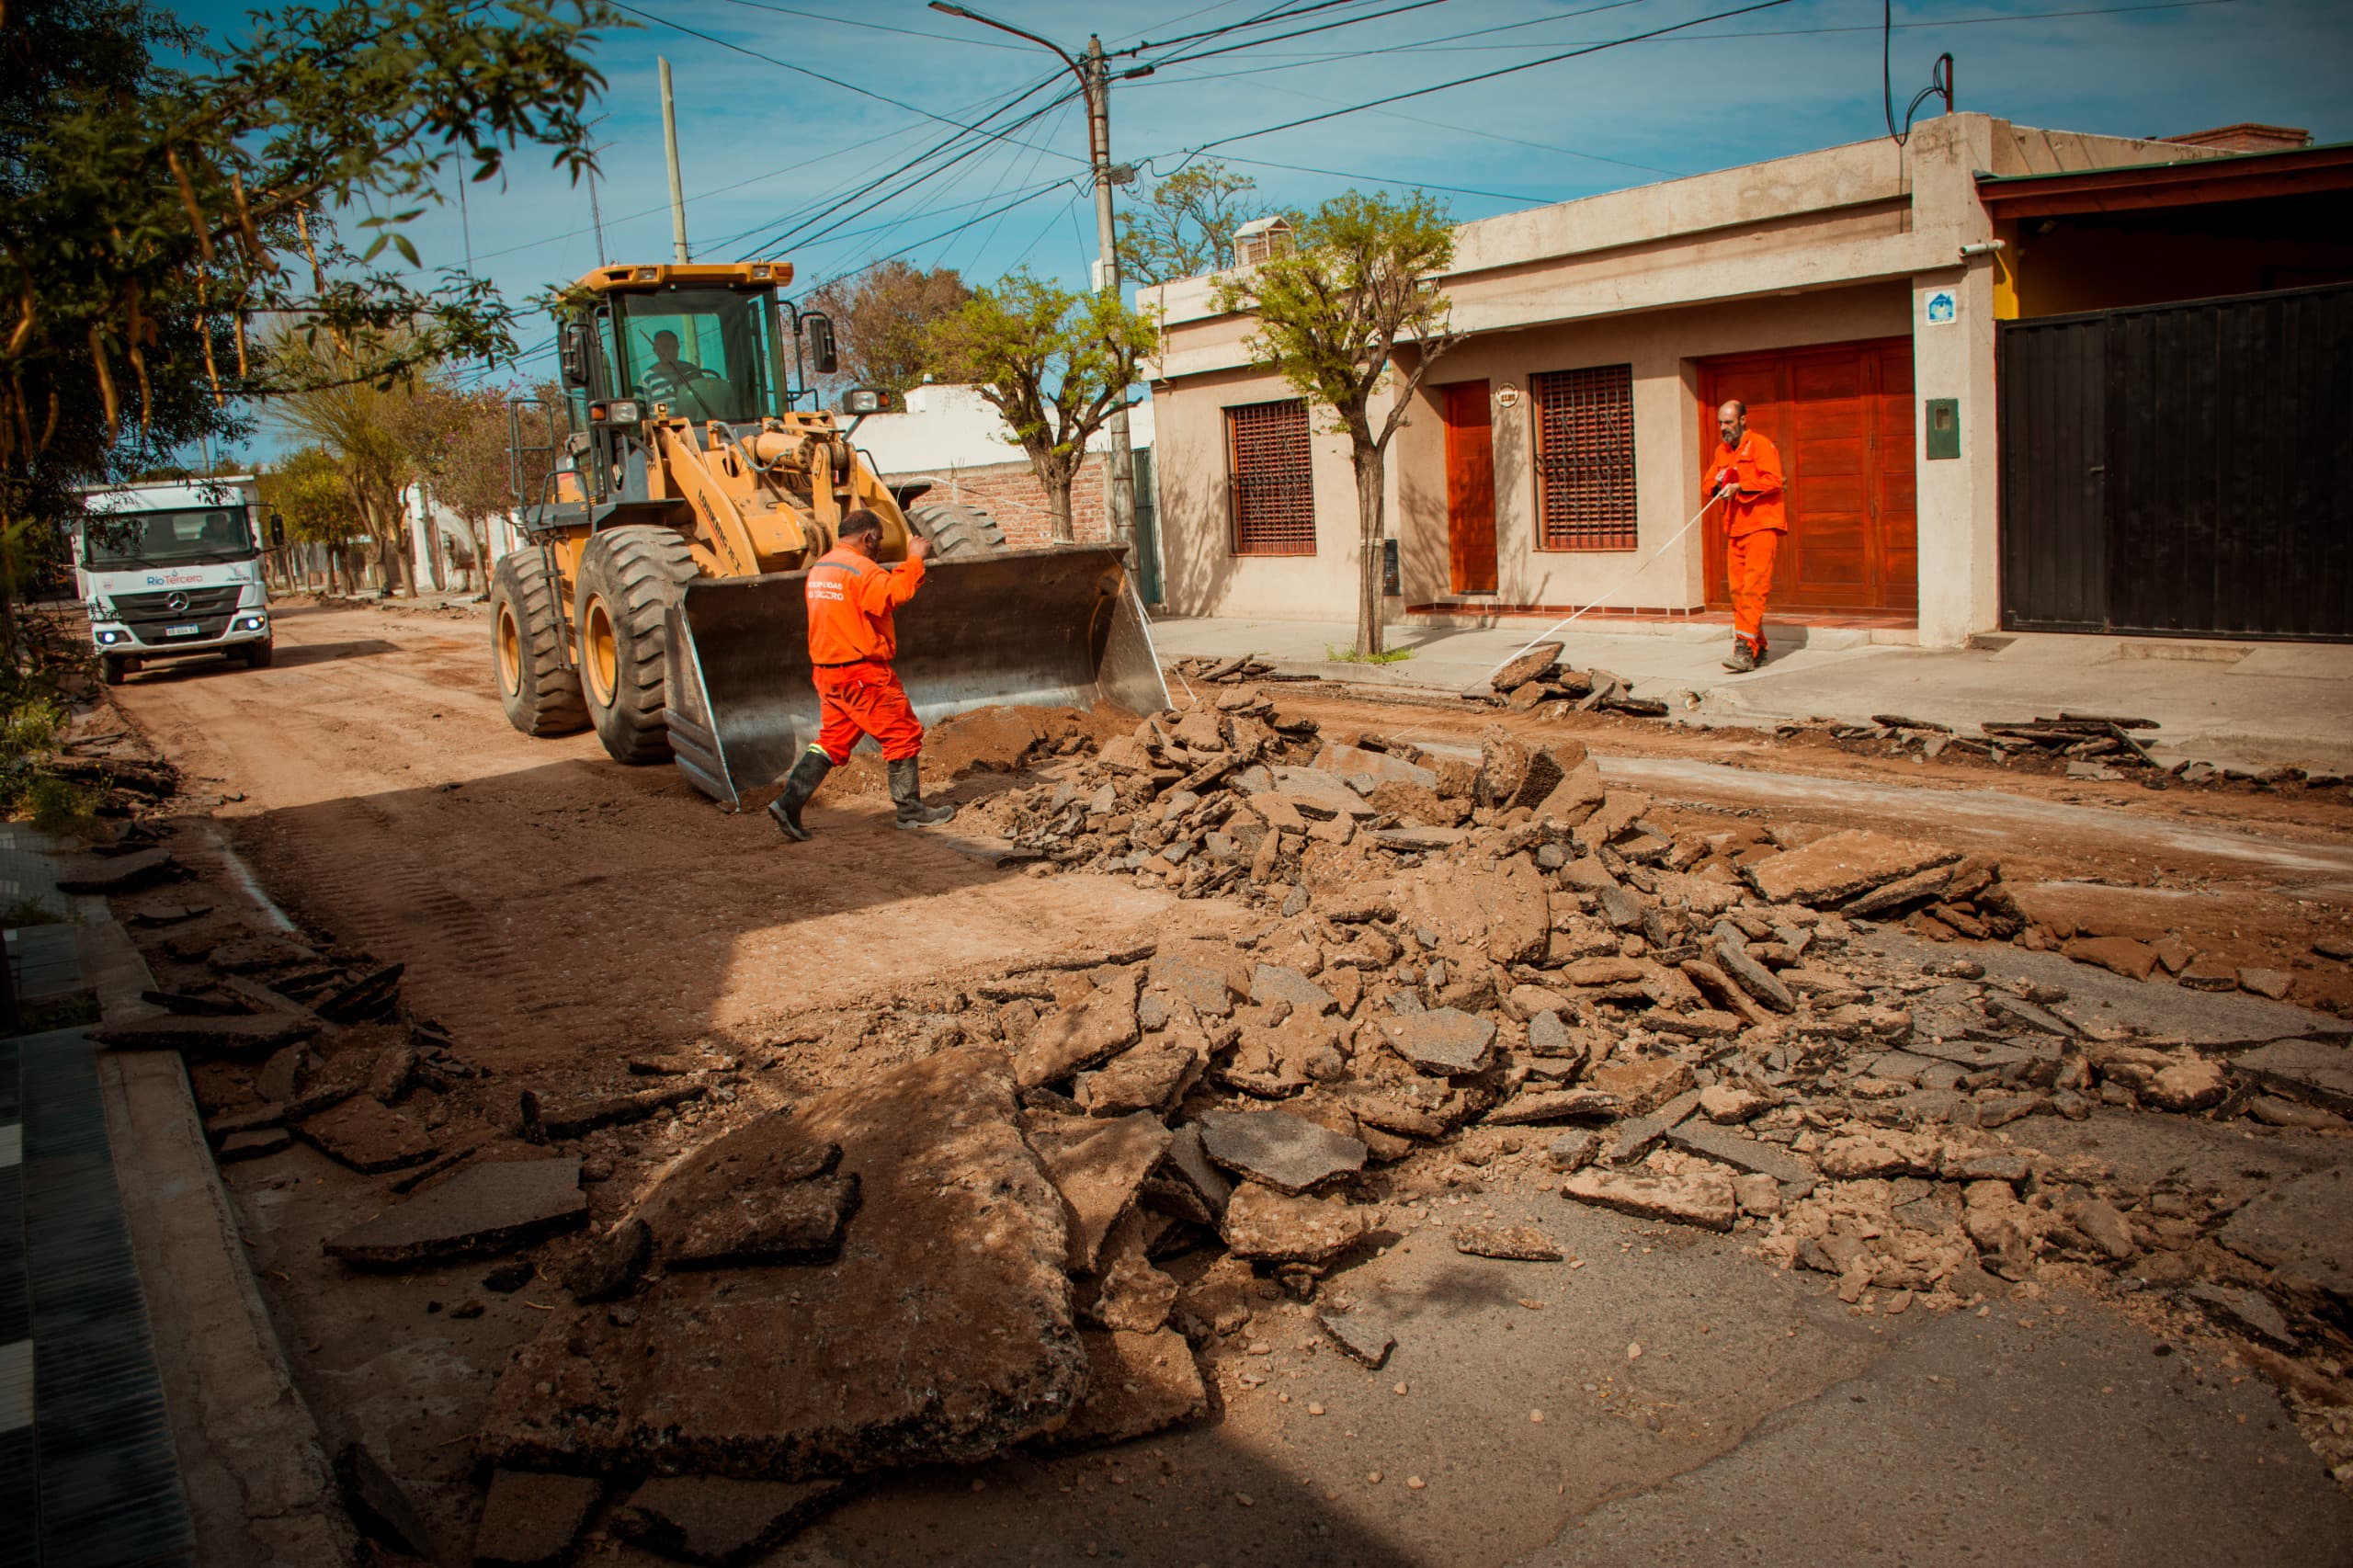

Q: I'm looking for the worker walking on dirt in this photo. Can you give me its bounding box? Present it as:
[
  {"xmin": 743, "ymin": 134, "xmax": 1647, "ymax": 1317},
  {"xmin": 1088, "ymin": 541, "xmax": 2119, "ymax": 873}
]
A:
[
  {"xmin": 1707, "ymin": 400, "xmax": 1787, "ymax": 674},
  {"xmin": 768, "ymin": 509, "xmax": 956, "ymax": 840}
]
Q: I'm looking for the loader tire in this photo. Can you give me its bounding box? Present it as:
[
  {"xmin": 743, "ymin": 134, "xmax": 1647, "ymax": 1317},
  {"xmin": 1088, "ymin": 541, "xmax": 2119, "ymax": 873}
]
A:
[
  {"xmin": 575, "ymin": 525, "xmax": 699, "ymax": 765},
  {"xmin": 904, "ymin": 501, "xmax": 1007, "ymax": 560},
  {"xmin": 491, "ymin": 549, "xmax": 588, "ymax": 737}
]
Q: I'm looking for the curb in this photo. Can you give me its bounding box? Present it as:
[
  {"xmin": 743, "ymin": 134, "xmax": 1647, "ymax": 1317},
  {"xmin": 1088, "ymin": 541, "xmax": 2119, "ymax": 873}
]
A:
[{"xmin": 74, "ymin": 887, "xmax": 357, "ymax": 1565}]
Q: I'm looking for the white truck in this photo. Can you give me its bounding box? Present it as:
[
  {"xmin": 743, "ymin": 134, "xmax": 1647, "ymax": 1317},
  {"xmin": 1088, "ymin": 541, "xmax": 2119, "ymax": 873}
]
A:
[{"xmin": 74, "ymin": 476, "xmax": 274, "ymax": 686}]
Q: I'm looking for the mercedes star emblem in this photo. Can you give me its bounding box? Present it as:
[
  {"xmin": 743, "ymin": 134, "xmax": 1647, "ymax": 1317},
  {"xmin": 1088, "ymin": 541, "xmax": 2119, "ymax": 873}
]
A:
[{"xmin": 165, "ymin": 591, "xmax": 191, "ymax": 613}]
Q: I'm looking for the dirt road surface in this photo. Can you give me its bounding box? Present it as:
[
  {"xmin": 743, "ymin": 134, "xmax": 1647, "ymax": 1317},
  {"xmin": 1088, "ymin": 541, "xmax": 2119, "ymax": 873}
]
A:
[
  {"xmin": 112, "ymin": 601, "xmax": 1190, "ymax": 1074},
  {"xmin": 102, "ymin": 600, "xmax": 2353, "ymax": 1566}
]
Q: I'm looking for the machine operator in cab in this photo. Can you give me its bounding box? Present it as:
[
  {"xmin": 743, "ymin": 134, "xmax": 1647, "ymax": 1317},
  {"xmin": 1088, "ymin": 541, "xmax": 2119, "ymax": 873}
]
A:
[{"xmin": 767, "ymin": 509, "xmax": 957, "ymax": 841}]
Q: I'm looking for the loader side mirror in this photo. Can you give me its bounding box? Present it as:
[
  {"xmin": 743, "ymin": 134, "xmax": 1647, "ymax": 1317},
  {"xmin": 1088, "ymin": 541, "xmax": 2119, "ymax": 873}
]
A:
[
  {"xmin": 801, "ymin": 312, "xmax": 839, "ymax": 377},
  {"xmin": 558, "ymin": 323, "xmax": 590, "ymax": 387}
]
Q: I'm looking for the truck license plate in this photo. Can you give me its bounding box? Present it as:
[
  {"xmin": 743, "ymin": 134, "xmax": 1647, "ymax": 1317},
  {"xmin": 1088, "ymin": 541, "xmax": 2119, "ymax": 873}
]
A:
[{"xmin": 164, "ymin": 622, "xmax": 200, "ymax": 637}]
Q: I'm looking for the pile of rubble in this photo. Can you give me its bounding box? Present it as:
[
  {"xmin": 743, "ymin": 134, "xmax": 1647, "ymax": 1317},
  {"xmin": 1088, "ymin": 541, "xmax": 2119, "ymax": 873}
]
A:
[
  {"xmin": 217, "ymin": 686, "xmax": 2327, "ymax": 1558},
  {"xmin": 1178, "ymin": 642, "xmax": 2350, "ymax": 794}
]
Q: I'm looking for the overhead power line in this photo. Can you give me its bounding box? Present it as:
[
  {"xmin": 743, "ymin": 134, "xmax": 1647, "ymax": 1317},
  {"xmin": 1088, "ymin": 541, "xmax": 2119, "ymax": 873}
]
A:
[
  {"xmin": 1170, "ymin": 0, "xmax": 1797, "ymax": 157},
  {"xmin": 1109, "ymin": 0, "xmax": 1392, "ymax": 59},
  {"xmin": 608, "ymin": 1, "xmax": 1088, "ymax": 160},
  {"xmin": 1143, "ymin": 0, "xmax": 1453, "ymax": 70},
  {"xmin": 706, "ymin": 0, "xmax": 1036, "ymax": 50}
]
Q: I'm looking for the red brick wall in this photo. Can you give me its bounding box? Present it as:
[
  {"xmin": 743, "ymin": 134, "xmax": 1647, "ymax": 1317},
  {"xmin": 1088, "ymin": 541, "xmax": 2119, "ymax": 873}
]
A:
[{"xmin": 884, "ymin": 454, "xmax": 1110, "ymax": 550}]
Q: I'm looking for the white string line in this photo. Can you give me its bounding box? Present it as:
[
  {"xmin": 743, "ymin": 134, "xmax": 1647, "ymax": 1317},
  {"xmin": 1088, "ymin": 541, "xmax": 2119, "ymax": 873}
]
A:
[{"xmin": 1464, "ymin": 490, "xmax": 1728, "ymax": 691}]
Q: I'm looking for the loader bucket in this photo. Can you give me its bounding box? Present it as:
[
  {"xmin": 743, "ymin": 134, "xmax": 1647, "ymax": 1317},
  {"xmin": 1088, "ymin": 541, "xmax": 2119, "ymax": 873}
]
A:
[{"xmin": 664, "ymin": 544, "xmax": 1168, "ymax": 808}]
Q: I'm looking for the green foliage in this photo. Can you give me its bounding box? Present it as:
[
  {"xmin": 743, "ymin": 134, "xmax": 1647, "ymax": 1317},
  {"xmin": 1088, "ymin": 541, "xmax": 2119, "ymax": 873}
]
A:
[
  {"xmin": 1117, "ymin": 162, "xmax": 1277, "ymax": 286},
  {"xmin": 1212, "ymin": 190, "xmax": 1459, "ymax": 658},
  {"xmin": 259, "ymin": 446, "xmax": 362, "ymax": 547},
  {"xmin": 801, "ymin": 262, "xmax": 972, "ymax": 396},
  {"xmin": 0, "ymin": 669, "xmax": 95, "ymax": 835},
  {"xmin": 927, "ymin": 271, "xmax": 1156, "ymax": 542},
  {"xmin": 1324, "ymin": 643, "xmax": 1415, "ymax": 665},
  {"xmin": 0, "ymin": 0, "xmax": 617, "ymax": 628},
  {"xmin": 1211, "ymin": 190, "xmax": 1457, "ymax": 442}
]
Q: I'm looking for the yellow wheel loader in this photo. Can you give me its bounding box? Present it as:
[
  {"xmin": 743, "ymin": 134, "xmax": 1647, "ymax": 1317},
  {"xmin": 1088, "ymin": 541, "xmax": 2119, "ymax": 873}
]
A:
[{"xmin": 492, "ymin": 262, "xmax": 1165, "ymax": 806}]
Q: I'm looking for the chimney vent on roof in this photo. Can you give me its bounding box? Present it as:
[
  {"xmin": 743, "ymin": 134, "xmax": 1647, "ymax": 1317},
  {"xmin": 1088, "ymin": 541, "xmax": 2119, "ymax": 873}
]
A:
[
  {"xmin": 2160, "ymin": 123, "xmax": 2312, "ymax": 153},
  {"xmin": 1233, "ymin": 215, "xmax": 1295, "ymax": 268}
]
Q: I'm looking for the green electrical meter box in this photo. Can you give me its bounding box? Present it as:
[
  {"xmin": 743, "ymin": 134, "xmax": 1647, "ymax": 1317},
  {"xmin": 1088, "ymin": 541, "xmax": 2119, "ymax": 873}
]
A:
[{"xmin": 1925, "ymin": 397, "xmax": 1961, "ymax": 460}]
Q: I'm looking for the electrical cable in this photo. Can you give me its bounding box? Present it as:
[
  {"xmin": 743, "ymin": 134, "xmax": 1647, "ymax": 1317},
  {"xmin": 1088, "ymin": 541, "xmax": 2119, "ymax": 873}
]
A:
[
  {"xmin": 1142, "ymin": 0, "xmax": 1451, "ymax": 71},
  {"xmin": 1110, "ymin": 0, "xmax": 1391, "ymax": 59},
  {"xmin": 608, "ymin": 0, "xmax": 1088, "ymax": 157},
  {"xmin": 1165, "ymin": 0, "xmax": 1796, "ymax": 159},
  {"xmin": 737, "ymin": 83, "xmax": 1086, "ymax": 260},
  {"xmin": 1210, "ymin": 152, "xmax": 1556, "ymax": 205},
  {"xmin": 706, "ymin": 0, "xmax": 1036, "ymax": 51}
]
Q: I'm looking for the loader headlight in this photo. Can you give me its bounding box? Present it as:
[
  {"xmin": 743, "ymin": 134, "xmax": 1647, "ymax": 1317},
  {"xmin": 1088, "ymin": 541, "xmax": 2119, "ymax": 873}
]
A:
[
  {"xmin": 839, "ymin": 387, "xmax": 887, "ymax": 415},
  {"xmin": 591, "ymin": 400, "xmax": 642, "ymax": 426}
]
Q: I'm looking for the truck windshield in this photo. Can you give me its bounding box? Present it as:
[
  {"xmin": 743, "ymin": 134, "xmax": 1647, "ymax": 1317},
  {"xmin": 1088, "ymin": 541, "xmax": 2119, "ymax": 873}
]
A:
[
  {"xmin": 615, "ymin": 288, "xmax": 780, "ymax": 425},
  {"xmin": 83, "ymin": 506, "xmax": 256, "ymax": 567}
]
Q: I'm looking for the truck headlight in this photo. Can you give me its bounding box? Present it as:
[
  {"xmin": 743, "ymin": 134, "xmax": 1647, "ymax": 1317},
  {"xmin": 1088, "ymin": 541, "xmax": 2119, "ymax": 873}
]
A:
[
  {"xmin": 234, "ymin": 615, "xmax": 267, "ymax": 631},
  {"xmin": 97, "ymin": 629, "xmax": 126, "ymax": 645}
]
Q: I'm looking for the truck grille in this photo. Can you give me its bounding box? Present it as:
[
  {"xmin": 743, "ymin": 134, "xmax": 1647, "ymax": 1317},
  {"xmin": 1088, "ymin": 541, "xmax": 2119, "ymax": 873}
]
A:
[{"xmin": 113, "ymin": 585, "xmax": 243, "ymax": 620}]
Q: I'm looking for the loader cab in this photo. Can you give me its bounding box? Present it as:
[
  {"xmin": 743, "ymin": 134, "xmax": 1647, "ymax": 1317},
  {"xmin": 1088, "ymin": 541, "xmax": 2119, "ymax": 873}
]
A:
[{"xmin": 611, "ymin": 287, "xmax": 783, "ymax": 426}]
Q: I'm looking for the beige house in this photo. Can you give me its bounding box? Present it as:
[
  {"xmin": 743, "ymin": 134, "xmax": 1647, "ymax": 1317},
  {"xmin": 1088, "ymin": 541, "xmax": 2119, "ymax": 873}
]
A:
[{"xmin": 1141, "ymin": 113, "xmax": 2349, "ymax": 648}]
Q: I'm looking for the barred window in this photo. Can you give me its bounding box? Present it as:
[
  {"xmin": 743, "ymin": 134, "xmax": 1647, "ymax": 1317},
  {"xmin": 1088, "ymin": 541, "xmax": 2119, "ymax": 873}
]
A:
[
  {"xmin": 1533, "ymin": 365, "xmax": 1637, "ymax": 551},
  {"xmin": 1226, "ymin": 399, "xmax": 1315, "ymax": 556}
]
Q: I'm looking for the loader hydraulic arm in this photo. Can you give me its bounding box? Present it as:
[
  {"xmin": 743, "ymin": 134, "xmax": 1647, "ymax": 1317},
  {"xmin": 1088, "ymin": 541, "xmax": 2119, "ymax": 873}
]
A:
[{"xmin": 646, "ymin": 418, "xmax": 834, "ymax": 577}]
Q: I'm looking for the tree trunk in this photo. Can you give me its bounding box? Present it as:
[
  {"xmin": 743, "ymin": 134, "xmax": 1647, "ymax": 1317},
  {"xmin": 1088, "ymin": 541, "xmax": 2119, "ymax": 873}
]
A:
[
  {"xmin": 1349, "ymin": 437, "xmax": 1388, "ymax": 659},
  {"xmin": 467, "ymin": 517, "xmax": 491, "ymax": 597},
  {"xmin": 1046, "ymin": 478, "xmax": 1074, "ymax": 544}
]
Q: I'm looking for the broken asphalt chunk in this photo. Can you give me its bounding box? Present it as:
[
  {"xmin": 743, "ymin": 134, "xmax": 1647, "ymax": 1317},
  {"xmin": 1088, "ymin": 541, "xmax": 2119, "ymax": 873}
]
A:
[
  {"xmin": 1032, "ymin": 1111, "xmax": 1174, "ymax": 1273},
  {"xmin": 1220, "ymin": 1184, "xmax": 1374, "ymax": 1265},
  {"xmin": 1562, "ymin": 1168, "xmax": 1737, "ymax": 1233},
  {"xmin": 1317, "ymin": 1310, "xmax": 1395, "ymax": 1369},
  {"xmin": 479, "ymin": 1049, "xmax": 1086, "ymax": 1480},
  {"xmin": 612, "ymin": 1475, "xmax": 849, "ymax": 1567},
  {"xmin": 1452, "ymin": 1224, "xmax": 1563, "ymax": 1262},
  {"xmin": 1196, "ymin": 1108, "xmax": 1367, "ymax": 1194},
  {"xmin": 92, "ymin": 1011, "xmax": 318, "ymax": 1058},
  {"xmin": 324, "ymin": 1156, "xmax": 585, "ymax": 1267},
  {"xmin": 473, "ymin": 1470, "xmax": 602, "ymax": 1568},
  {"xmin": 1378, "ymin": 1007, "xmax": 1496, "ymax": 1075},
  {"xmin": 1743, "ymin": 830, "xmax": 1961, "ymax": 906},
  {"xmin": 519, "ymin": 1080, "xmax": 706, "ymax": 1142},
  {"xmin": 1040, "ymin": 1327, "xmax": 1208, "ymax": 1451}
]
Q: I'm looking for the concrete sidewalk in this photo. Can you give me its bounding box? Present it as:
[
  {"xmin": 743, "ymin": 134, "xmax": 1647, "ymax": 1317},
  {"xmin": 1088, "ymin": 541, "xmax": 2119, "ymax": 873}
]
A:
[{"xmin": 1147, "ymin": 615, "xmax": 2353, "ymax": 773}]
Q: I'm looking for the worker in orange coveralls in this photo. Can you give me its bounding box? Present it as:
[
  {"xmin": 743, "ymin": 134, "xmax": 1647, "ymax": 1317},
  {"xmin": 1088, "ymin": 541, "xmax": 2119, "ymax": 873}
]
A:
[
  {"xmin": 1707, "ymin": 400, "xmax": 1787, "ymax": 673},
  {"xmin": 767, "ymin": 508, "xmax": 956, "ymax": 840}
]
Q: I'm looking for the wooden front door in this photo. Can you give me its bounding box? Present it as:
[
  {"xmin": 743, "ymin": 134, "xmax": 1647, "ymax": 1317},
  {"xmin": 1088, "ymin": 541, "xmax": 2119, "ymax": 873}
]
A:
[
  {"xmin": 1699, "ymin": 339, "xmax": 1916, "ymax": 614},
  {"xmin": 1442, "ymin": 380, "xmax": 1497, "ymax": 594}
]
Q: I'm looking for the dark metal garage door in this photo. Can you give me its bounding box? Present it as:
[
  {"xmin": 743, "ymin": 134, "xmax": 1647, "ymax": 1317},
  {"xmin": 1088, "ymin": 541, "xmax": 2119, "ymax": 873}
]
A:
[{"xmin": 1998, "ymin": 281, "xmax": 2353, "ymax": 640}]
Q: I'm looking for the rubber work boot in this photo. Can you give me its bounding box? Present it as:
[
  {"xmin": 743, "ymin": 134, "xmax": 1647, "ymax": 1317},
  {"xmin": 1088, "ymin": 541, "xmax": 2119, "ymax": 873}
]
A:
[
  {"xmin": 767, "ymin": 746, "xmax": 834, "ymax": 841},
  {"xmin": 1721, "ymin": 639, "xmax": 1760, "ymax": 674},
  {"xmin": 889, "ymin": 756, "xmax": 956, "ymax": 829}
]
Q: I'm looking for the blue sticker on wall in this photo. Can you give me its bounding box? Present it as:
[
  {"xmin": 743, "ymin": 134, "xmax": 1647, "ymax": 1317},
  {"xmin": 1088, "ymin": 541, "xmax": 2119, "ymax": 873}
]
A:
[{"xmin": 1925, "ymin": 289, "xmax": 1959, "ymax": 325}]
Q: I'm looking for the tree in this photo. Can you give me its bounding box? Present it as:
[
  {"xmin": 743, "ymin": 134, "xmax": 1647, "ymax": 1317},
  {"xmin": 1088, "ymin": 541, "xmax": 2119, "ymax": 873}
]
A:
[
  {"xmin": 1212, "ymin": 191, "xmax": 1458, "ymax": 658},
  {"xmin": 927, "ymin": 271, "xmax": 1156, "ymax": 544},
  {"xmin": 258, "ymin": 446, "xmax": 365, "ymax": 594},
  {"xmin": 801, "ymin": 262, "xmax": 972, "ymax": 399},
  {"xmin": 1118, "ymin": 162, "xmax": 1277, "ymax": 286},
  {"xmin": 392, "ymin": 376, "xmax": 517, "ymax": 595},
  {"xmin": 264, "ymin": 327, "xmax": 427, "ymax": 596},
  {"xmin": 0, "ymin": 0, "xmax": 613, "ymax": 639}
]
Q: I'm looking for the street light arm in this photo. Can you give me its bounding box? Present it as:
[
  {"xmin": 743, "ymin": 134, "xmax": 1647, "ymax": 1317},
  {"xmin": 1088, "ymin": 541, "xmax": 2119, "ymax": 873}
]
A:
[{"xmin": 927, "ymin": 2, "xmax": 1086, "ymax": 87}]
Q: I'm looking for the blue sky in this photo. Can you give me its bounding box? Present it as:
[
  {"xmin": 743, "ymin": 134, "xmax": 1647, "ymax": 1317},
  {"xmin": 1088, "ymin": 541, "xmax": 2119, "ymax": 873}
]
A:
[{"xmin": 167, "ymin": 0, "xmax": 2351, "ymax": 459}]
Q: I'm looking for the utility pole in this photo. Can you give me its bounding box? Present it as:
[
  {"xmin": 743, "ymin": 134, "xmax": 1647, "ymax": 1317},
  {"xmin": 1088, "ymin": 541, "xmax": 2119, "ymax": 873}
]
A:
[
  {"xmin": 1084, "ymin": 35, "xmax": 1139, "ymax": 561},
  {"xmin": 659, "ymin": 57, "xmax": 690, "ymax": 264},
  {"xmin": 929, "ymin": 6, "xmax": 1142, "ymax": 555},
  {"xmin": 585, "ymin": 114, "xmax": 611, "ymax": 265}
]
